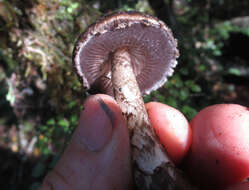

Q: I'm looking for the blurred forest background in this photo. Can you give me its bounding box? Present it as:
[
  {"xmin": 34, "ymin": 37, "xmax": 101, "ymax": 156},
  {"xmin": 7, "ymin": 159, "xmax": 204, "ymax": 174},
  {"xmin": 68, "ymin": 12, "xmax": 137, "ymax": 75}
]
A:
[{"xmin": 0, "ymin": 0, "xmax": 249, "ymax": 189}]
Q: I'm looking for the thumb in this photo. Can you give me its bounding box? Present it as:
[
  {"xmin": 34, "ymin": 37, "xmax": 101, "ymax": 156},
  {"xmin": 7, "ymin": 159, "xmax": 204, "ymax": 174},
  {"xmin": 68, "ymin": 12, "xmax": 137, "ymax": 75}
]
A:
[{"xmin": 39, "ymin": 94, "xmax": 133, "ymax": 190}]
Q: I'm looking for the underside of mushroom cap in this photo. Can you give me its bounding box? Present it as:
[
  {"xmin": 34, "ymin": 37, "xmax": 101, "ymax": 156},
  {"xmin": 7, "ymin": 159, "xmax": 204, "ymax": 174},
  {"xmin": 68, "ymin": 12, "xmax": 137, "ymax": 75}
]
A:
[{"xmin": 73, "ymin": 11, "xmax": 179, "ymax": 96}]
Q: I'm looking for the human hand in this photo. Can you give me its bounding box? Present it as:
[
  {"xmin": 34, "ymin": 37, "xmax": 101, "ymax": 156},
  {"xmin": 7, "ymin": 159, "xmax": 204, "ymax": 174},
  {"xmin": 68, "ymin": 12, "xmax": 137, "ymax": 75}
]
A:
[
  {"xmin": 39, "ymin": 94, "xmax": 133, "ymax": 190},
  {"xmin": 39, "ymin": 94, "xmax": 249, "ymax": 190}
]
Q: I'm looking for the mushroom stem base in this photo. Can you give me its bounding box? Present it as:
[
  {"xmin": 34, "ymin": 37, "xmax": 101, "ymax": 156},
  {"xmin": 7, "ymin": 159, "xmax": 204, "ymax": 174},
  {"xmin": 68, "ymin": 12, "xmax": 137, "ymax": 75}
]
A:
[{"xmin": 111, "ymin": 48, "xmax": 194, "ymax": 190}]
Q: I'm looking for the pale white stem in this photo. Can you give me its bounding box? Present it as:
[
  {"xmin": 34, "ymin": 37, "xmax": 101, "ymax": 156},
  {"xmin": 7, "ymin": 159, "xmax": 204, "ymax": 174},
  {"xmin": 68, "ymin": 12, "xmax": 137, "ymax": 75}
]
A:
[{"xmin": 111, "ymin": 48, "xmax": 194, "ymax": 190}]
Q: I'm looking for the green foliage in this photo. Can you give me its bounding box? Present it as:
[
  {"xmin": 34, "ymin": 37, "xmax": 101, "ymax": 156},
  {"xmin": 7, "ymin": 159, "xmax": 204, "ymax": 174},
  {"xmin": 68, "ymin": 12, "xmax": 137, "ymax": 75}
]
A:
[
  {"xmin": 6, "ymin": 79, "xmax": 15, "ymax": 105},
  {"xmin": 207, "ymin": 21, "xmax": 249, "ymax": 60},
  {"xmin": 32, "ymin": 110, "xmax": 79, "ymax": 186},
  {"xmin": 214, "ymin": 21, "xmax": 249, "ymax": 40},
  {"xmin": 37, "ymin": 113, "xmax": 78, "ymax": 153},
  {"xmin": 32, "ymin": 162, "xmax": 47, "ymax": 178},
  {"xmin": 164, "ymin": 75, "xmax": 200, "ymax": 119},
  {"xmin": 228, "ymin": 68, "xmax": 241, "ymax": 76},
  {"xmin": 135, "ymin": 0, "xmax": 154, "ymax": 14},
  {"xmin": 55, "ymin": 0, "xmax": 79, "ymax": 20},
  {"xmin": 144, "ymin": 73, "xmax": 202, "ymax": 120},
  {"xmin": 182, "ymin": 105, "xmax": 198, "ymax": 120}
]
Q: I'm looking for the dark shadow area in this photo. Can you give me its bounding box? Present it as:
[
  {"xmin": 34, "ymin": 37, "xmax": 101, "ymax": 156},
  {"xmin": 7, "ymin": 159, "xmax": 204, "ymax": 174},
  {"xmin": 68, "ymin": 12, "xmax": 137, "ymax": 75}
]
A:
[
  {"xmin": 222, "ymin": 32, "xmax": 249, "ymax": 61},
  {"xmin": 222, "ymin": 32, "xmax": 249, "ymax": 85},
  {"xmin": 0, "ymin": 147, "xmax": 49, "ymax": 190},
  {"xmin": 148, "ymin": 0, "xmax": 176, "ymax": 29},
  {"xmin": 210, "ymin": 0, "xmax": 249, "ymax": 20},
  {"xmin": 99, "ymin": 0, "xmax": 138, "ymax": 12},
  {"xmin": 4, "ymin": 0, "xmax": 37, "ymax": 30},
  {"xmin": 220, "ymin": 32, "xmax": 249, "ymax": 107}
]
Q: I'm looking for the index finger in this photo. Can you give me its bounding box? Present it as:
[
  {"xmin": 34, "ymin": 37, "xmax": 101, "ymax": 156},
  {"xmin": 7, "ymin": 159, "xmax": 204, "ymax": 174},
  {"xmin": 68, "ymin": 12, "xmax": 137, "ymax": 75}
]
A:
[{"xmin": 146, "ymin": 102, "xmax": 192, "ymax": 165}]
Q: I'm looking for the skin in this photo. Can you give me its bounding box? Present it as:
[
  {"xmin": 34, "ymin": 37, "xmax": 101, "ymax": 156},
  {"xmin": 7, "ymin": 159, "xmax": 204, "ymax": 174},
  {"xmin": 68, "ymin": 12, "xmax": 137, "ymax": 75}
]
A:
[
  {"xmin": 39, "ymin": 94, "xmax": 248, "ymax": 190},
  {"xmin": 185, "ymin": 104, "xmax": 249, "ymax": 189},
  {"xmin": 225, "ymin": 182, "xmax": 249, "ymax": 190},
  {"xmin": 146, "ymin": 102, "xmax": 192, "ymax": 165},
  {"xmin": 39, "ymin": 94, "xmax": 133, "ymax": 190}
]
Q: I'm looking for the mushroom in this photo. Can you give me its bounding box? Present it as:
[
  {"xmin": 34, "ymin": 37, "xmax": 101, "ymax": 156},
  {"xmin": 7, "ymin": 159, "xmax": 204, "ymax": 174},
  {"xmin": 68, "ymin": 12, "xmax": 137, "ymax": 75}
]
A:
[{"xmin": 73, "ymin": 11, "xmax": 193, "ymax": 190}]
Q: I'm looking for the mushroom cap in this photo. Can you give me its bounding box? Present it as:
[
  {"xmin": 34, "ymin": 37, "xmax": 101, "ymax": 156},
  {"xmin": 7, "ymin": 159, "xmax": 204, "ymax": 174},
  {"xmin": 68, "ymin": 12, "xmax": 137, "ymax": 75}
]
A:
[{"xmin": 73, "ymin": 11, "xmax": 179, "ymax": 96}]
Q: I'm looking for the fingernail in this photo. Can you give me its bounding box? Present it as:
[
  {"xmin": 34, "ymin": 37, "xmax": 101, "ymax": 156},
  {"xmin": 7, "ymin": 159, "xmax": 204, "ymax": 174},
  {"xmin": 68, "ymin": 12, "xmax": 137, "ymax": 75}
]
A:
[{"xmin": 78, "ymin": 96, "xmax": 115, "ymax": 152}]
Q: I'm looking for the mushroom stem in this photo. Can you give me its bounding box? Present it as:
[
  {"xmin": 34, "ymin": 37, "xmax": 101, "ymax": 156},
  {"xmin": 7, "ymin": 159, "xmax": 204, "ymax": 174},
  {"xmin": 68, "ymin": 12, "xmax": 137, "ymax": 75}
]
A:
[
  {"xmin": 111, "ymin": 48, "xmax": 148, "ymax": 131},
  {"xmin": 111, "ymin": 48, "xmax": 194, "ymax": 190}
]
